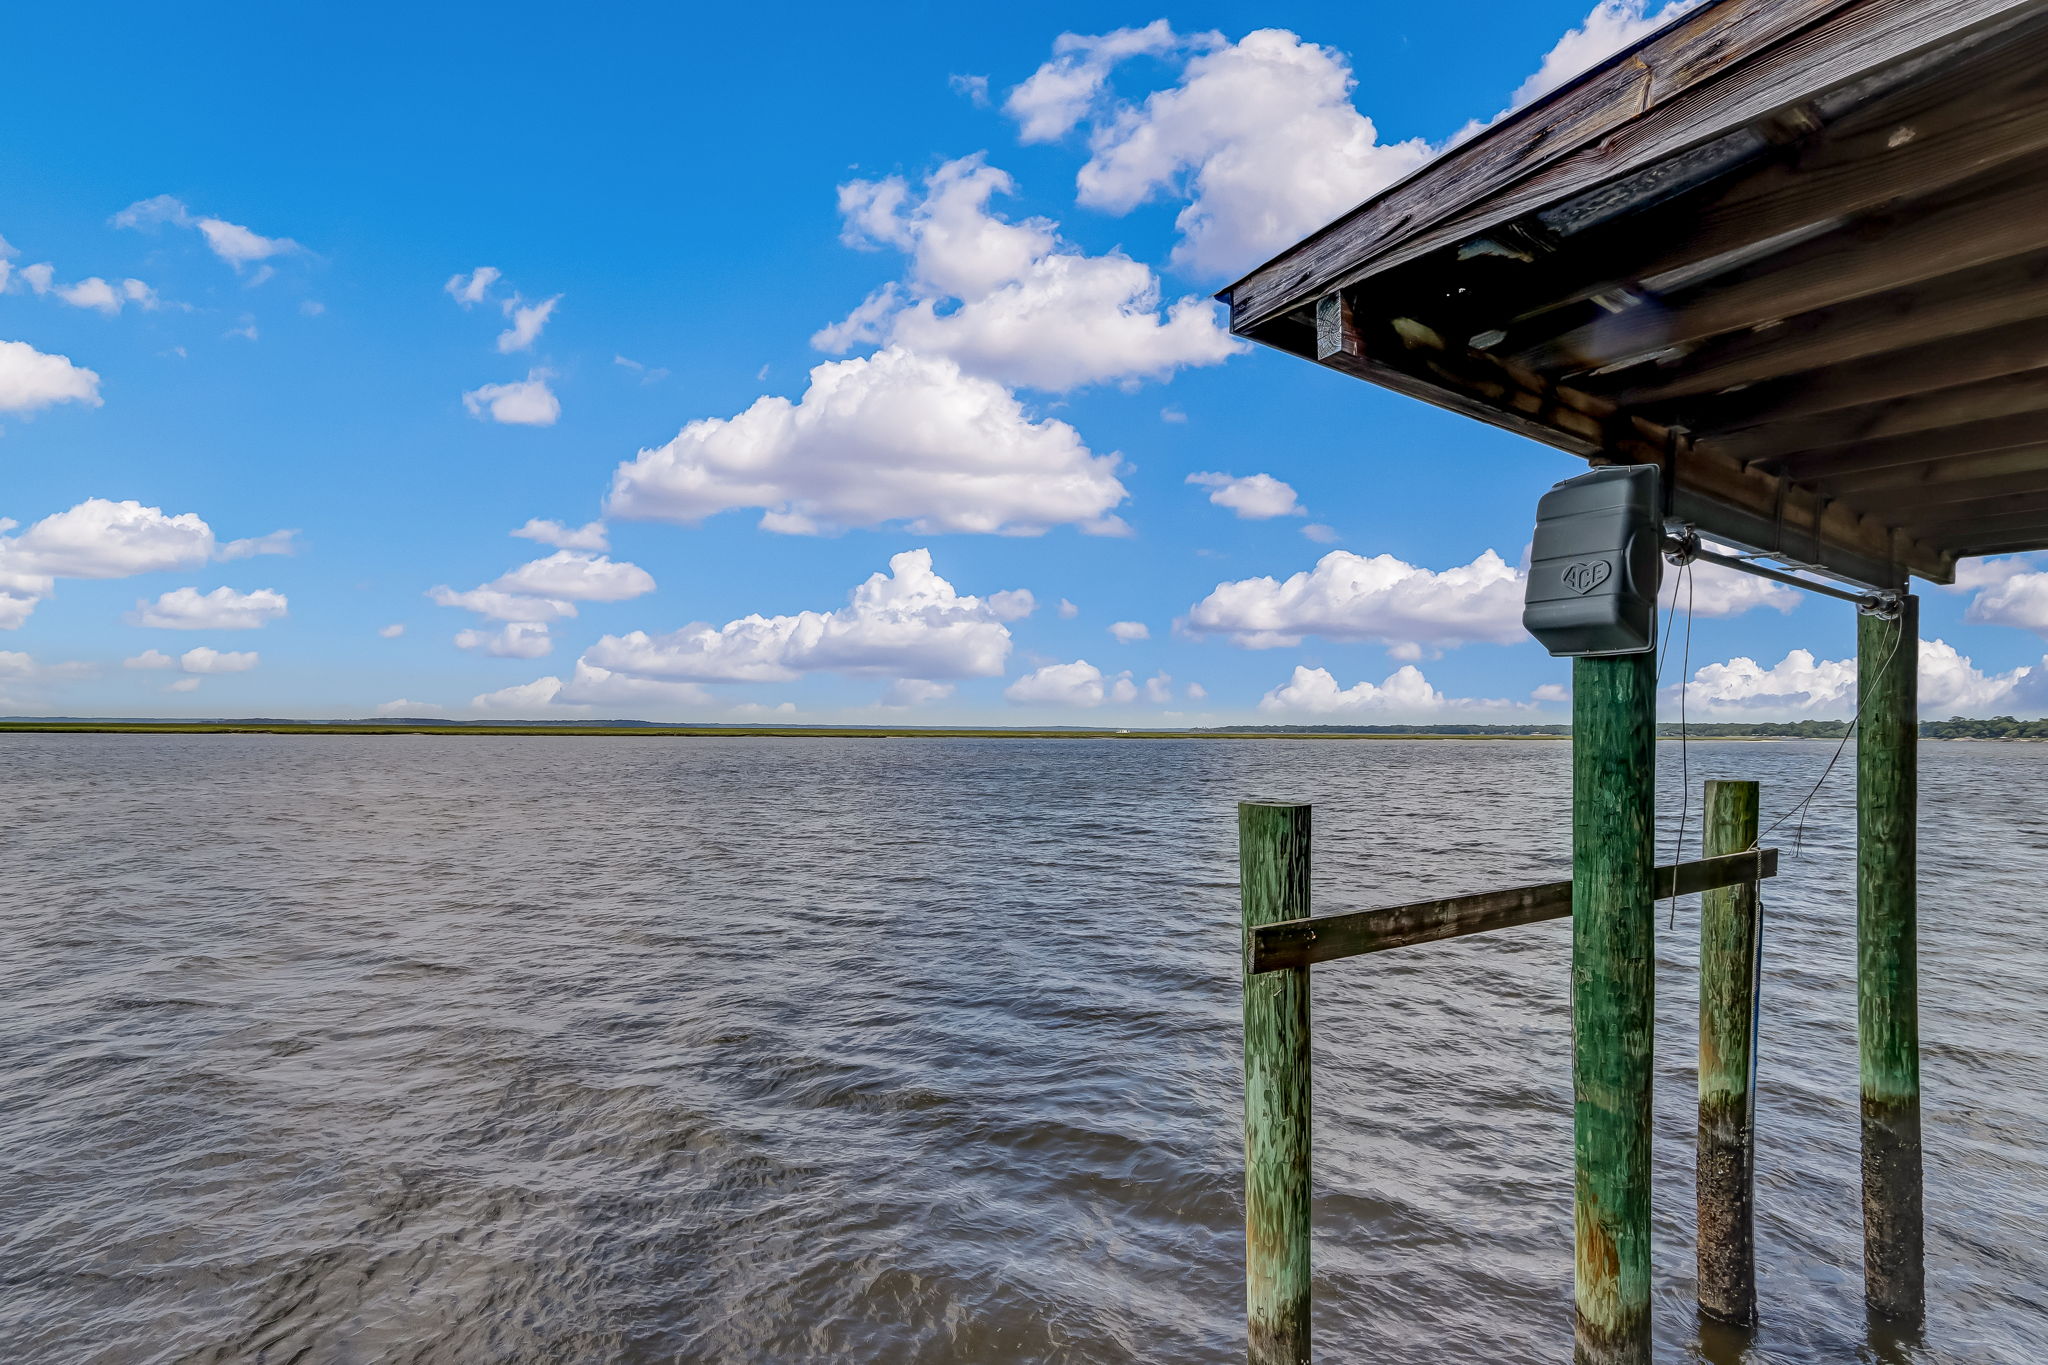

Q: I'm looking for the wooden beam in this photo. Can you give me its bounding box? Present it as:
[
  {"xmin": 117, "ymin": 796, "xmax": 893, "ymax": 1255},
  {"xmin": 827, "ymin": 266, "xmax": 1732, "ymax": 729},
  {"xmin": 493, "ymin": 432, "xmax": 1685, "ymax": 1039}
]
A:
[
  {"xmin": 1228, "ymin": 0, "xmax": 2044, "ymax": 334},
  {"xmin": 1898, "ymin": 506, "xmax": 2048, "ymax": 541},
  {"xmin": 1355, "ymin": 314, "xmax": 1943, "ymax": 583},
  {"xmin": 1612, "ymin": 250, "xmax": 2048, "ymax": 408},
  {"xmin": 1851, "ymin": 475, "xmax": 2048, "ymax": 515},
  {"xmin": 1523, "ymin": 153, "xmax": 2048, "ymax": 374},
  {"xmin": 1945, "ymin": 533, "xmax": 2048, "ymax": 555},
  {"xmin": 1690, "ymin": 315, "xmax": 2048, "ymax": 436},
  {"xmin": 1811, "ymin": 441, "xmax": 2048, "ymax": 498},
  {"xmin": 1704, "ymin": 361, "xmax": 2048, "ymax": 466},
  {"xmin": 1248, "ymin": 848, "xmax": 1778, "ymax": 973},
  {"xmin": 1481, "ymin": 23, "xmax": 2048, "ymax": 363},
  {"xmin": 1769, "ymin": 409, "xmax": 2048, "ymax": 481}
]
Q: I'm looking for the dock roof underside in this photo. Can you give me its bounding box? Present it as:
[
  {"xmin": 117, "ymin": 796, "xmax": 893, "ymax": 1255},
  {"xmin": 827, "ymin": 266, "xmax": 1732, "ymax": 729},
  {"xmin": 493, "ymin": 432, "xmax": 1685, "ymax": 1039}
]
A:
[{"xmin": 1223, "ymin": 0, "xmax": 2048, "ymax": 589}]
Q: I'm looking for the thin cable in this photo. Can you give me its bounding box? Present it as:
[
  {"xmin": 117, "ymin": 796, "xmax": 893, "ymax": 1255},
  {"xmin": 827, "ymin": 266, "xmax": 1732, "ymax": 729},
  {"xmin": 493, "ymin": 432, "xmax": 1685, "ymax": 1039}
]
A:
[
  {"xmin": 1667, "ymin": 558, "xmax": 1695, "ymax": 929},
  {"xmin": 1653, "ymin": 555, "xmax": 1683, "ymax": 689},
  {"xmin": 1753, "ymin": 609, "xmax": 1906, "ymax": 856}
]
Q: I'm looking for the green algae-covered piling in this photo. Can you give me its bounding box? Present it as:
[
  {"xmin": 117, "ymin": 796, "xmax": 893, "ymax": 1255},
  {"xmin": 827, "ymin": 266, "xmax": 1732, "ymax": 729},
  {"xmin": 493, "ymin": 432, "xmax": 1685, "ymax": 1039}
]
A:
[
  {"xmin": 1697, "ymin": 779, "xmax": 1761, "ymax": 1326},
  {"xmin": 1571, "ymin": 654, "xmax": 1657, "ymax": 1365},
  {"xmin": 1858, "ymin": 597, "xmax": 1924, "ymax": 1322},
  {"xmin": 1240, "ymin": 802, "xmax": 1312, "ymax": 1364}
]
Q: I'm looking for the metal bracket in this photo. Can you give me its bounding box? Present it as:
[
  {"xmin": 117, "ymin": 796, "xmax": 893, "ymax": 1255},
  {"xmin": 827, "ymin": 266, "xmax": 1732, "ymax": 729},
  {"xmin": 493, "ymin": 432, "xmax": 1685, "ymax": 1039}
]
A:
[{"xmin": 1663, "ymin": 523, "xmax": 1906, "ymax": 614}]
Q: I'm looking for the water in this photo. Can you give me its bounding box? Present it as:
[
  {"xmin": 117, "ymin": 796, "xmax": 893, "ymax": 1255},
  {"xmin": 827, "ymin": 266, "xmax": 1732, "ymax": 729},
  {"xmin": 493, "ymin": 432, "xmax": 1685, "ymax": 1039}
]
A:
[{"xmin": 3, "ymin": 734, "xmax": 2044, "ymax": 1363}]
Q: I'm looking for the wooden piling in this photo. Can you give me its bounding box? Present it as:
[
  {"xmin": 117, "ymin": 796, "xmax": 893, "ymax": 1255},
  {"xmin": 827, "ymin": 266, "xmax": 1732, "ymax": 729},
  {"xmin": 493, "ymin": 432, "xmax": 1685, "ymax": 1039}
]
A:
[
  {"xmin": 1571, "ymin": 653, "xmax": 1657, "ymax": 1365},
  {"xmin": 1696, "ymin": 779, "xmax": 1761, "ymax": 1326},
  {"xmin": 1857, "ymin": 595, "xmax": 1924, "ymax": 1321},
  {"xmin": 1241, "ymin": 802, "xmax": 1312, "ymax": 1364}
]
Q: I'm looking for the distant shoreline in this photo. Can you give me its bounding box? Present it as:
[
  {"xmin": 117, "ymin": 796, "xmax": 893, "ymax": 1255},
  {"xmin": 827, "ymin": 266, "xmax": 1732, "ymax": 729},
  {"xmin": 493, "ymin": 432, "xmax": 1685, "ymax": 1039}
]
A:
[
  {"xmin": 2, "ymin": 721, "xmax": 2034, "ymax": 741},
  {"xmin": 0, "ymin": 721, "xmax": 1572, "ymax": 741}
]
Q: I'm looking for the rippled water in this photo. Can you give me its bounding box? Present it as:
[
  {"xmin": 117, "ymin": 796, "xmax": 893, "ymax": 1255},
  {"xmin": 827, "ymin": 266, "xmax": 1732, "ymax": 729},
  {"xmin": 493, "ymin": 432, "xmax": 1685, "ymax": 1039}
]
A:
[{"xmin": 3, "ymin": 734, "xmax": 2045, "ymax": 1363}]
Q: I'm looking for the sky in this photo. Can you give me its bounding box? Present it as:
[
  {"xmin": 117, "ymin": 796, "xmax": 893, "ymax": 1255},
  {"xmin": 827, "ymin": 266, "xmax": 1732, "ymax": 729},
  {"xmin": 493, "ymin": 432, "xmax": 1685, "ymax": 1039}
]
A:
[{"xmin": 6, "ymin": 0, "xmax": 2048, "ymax": 725}]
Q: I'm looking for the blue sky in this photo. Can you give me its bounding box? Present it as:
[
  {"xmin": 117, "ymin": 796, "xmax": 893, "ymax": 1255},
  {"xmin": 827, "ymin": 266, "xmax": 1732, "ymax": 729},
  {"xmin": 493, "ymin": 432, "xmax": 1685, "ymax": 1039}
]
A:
[{"xmin": 5, "ymin": 1, "xmax": 2047, "ymax": 724}]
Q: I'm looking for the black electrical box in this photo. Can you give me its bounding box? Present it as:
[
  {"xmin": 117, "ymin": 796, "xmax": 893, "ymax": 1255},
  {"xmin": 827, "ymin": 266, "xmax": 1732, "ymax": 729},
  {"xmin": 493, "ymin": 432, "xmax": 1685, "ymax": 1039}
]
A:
[{"xmin": 1523, "ymin": 465, "xmax": 1663, "ymax": 657}]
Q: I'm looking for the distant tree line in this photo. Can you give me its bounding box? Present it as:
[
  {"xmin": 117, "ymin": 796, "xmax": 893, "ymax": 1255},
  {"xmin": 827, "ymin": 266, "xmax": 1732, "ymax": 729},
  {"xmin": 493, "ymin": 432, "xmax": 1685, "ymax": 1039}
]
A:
[
  {"xmin": 1211, "ymin": 718, "xmax": 2048, "ymax": 738},
  {"xmin": 1919, "ymin": 715, "xmax": 2048, "ymax": 739}
]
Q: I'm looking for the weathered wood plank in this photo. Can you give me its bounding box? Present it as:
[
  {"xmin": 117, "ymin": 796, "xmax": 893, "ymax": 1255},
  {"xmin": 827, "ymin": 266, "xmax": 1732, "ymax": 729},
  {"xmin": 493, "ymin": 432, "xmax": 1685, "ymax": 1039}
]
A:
[
  {"xmin": 1702, "ymin": 359, "xmax": 2048, "ymax": 465},
  {"xmin": 1481, "ymin": 20, "xmax": 2048, "ymax": 360},
  {"xmin": 1228, "ymin": 0, "xmax": 2041, "ymax": 334},
  {"xmin": 1248, "ymin": 848, "xmax": 1778, "ymax": 973},
  {"xmin": 1856, "ymin": 476, "xmax": 2048, "ymax": 515},
  {"xmin": 1948, "ymin": 532, "xmax": 2048, "ymax": 555},
  {"xmin": 1771, "ymin": 409, "xmax": 2048, "ymax": 481},
  {"xmin": 1524, "ymin": 152, "xmax": 2048, "ymax": 373},
  {"xmin": 1907, "ymin": 496, "xmax": 2048, "ymax": 527},
  {"xmin": 1814, "ymin": 440, "xmax": 2048, "ymax": 498},
  {"xmin": 1691, "ymin": 314, "xmax": 2048, "ymax": 435},
  {"xmin": 1613, "ymin": 251, "xmax": 2048, "ymax": 408}
]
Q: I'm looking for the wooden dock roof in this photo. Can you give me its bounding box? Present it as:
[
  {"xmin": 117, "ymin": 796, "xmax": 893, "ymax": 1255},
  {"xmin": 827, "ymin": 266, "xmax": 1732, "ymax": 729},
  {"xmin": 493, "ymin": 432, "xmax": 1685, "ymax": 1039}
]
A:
[{"xmin": 1222, "ymin": 0, "xmax": 2048, "ymax": 589}]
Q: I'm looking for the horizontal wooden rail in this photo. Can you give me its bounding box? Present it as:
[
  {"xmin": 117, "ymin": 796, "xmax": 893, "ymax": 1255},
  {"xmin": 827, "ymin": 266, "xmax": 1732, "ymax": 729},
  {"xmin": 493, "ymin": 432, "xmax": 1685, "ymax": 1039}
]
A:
[{"xmin": 1248, "ymin": 849, "xmax": 1778, "ymax": 974}]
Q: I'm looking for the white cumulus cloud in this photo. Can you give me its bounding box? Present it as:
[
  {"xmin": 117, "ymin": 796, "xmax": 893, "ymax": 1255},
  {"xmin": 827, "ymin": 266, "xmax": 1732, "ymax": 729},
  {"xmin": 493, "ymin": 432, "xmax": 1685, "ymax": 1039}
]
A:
[
  {"xmin": 0, "ymin": 339, "xmax": 102, "ymax": 414},
  {"xmin": 1187, "ymin": 471, "xmax": 1305, "ymax": 519},
  {"xmin": 1965, "ymin": 562, "xmax": 2048, "ymax": 635},
  {"xmin": 513, "ymin": 518, "xmax": 608, "ymax": 551},
  {"xmin": 129, "ymin": 586, "xmax": 288, "ymax": 630},
  {"xmin": 1260, "ymin": 663, "xmax": 1519, "ymax": 715},
  {"xmin": 1661, "ymin": 553, "xmax": 1800, "ymax": 618},
  {"xmin": 490, "ymin": 551, "xmax": 655, "ymax": 603},
  {"xmin": 1678, "ymin": 639, "xmax": 2045, "ymax": 718},
  {"xmin": 1189, "ymin": 549, "xmax": 1526, "ymax": 651},
  {"xmin": 1004, "ymin": 20, "xmax": 1192, "ymax": 142},
  {"xmin": 463, "ymin": 370, "xmax": 560, "ymax": 426},
  {"xmin": 0, "ymin": 498, "xmax": 214, "ymax": 583},
  {"xmin": 219, "ymin": 529, "xmax": 297, "ymax": 560},
  {"xmin": 472, "ymin": 661, "xmax": 713, "ymax": 715},
  {"xmin": 822, "ymin": 154, "xmax": 1241, "ymax": 391},
  {"xmin": 607, "ymin": 346, "xmax": 1127, "ymax": 536},
  {"xmin": 1032, "ymin": 28, "xmax": 1433, "ymax": 278},
  {"xmin": 178, "ymin": 646, "xmax": 259, "ymax": 673},
  {"xmin": 456, "ymin": 621, "xmax": 553, "ymax": 659},
  {"xmin": 1108, "ymin": 620, "xmax": 1150, "ymax": 642},
  {"xmin": 113, "ymin": 195, "xmax": 300, "ymax": 271},
  {"xmin": 428, "ymin": 584, "xmax": 577, "ymax": 622},
  {"xmin": 1005, "ymin": 659, "xmax": 1137, "ymax": 707},
  {"xmin": 497, "ymin": 294, "xmax": 560, "ymax": 353},
  {"xmin": 446, "ymin": 266, "xmax": 501, "ymax": 307},
  {"xmin": 584, "ymin": 548, "xmax": 1025, "ymax": 684}
]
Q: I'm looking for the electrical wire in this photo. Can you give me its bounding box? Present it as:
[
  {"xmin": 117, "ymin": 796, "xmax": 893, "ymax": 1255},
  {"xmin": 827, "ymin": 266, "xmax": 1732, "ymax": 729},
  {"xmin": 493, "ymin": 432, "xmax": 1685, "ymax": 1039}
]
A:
[
  {"xmin": 1667, "ymin": 557, "xmax": 1694, "ymax": 929},
  {"xmin": 1752, "ymin": 605, "xmax": 1907, "ymax": 858}
]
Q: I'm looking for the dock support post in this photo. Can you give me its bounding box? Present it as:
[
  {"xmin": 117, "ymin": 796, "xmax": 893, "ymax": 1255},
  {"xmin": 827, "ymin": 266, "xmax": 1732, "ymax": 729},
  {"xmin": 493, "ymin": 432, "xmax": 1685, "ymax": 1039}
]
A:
[
  {"xmin": 1697, "ymin": 779, "xmax": 1761, "ymax": 1326},
  {"xmin": 1858, "ymin": 595, "xmax": 1923, "ymax": 1322},
  {"xmin": 1240, "ymin": 801, "xmax": 1312, "ymax": 1365},
  {"xmin": 1571, "ymin": 654, "xmax": 1657, "ymax": 1365}
]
